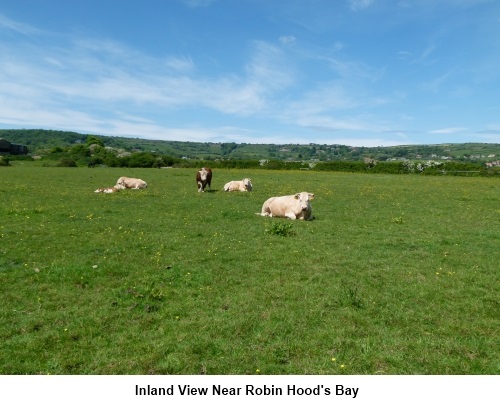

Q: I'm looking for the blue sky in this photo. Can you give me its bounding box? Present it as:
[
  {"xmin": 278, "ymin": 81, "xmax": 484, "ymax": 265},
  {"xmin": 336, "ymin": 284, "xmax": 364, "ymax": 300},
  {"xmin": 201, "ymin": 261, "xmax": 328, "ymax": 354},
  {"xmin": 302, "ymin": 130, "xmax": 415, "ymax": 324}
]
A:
[{"xmin": 1, "ymin": 0, "xmax": 499, "ymax": 146}]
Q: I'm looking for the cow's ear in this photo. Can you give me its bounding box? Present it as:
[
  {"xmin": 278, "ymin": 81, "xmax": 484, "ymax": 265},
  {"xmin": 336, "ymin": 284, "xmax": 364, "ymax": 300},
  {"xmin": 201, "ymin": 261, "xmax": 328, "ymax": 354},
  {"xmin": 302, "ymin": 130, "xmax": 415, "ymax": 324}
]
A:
[
  {"xmin": 294, "ymin": 193, "xmax": 300, "ymax": 199},
  {"xmin": 309, "ymin": 193, "xmax": 315, "ymax": 200}
]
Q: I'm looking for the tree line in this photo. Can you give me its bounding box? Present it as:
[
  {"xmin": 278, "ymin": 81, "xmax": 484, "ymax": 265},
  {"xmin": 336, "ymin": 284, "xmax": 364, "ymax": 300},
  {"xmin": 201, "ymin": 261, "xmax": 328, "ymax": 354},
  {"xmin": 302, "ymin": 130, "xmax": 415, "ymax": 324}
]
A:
[
  {"xmin": 3, "ymin": 128, "xmax": 500, "ymax": 162},
  {"xmin": 2, "ymin": 132, "xmax": 498, "ymax": 176}
]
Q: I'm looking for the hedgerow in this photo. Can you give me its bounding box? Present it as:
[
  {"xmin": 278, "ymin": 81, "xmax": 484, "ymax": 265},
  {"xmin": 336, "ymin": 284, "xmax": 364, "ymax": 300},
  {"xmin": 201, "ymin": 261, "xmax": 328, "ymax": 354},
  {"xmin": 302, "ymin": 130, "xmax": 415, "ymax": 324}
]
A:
[{"xmin": 7, "ymin": 137, "xmax": 497, "ymax": 175}]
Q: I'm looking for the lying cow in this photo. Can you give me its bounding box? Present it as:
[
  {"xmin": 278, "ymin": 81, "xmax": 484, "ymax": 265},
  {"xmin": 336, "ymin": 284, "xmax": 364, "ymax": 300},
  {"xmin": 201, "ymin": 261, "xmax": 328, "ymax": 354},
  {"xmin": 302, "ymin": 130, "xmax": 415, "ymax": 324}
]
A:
[
  {"xmin": 259, "ymin": 192, "xmax": 315, "ymax": 220},
  {"xmin": 95, "ymin": 187, "xmax": 120, "ymax": 194},
  {"xmin": 223, "ymin": 178, "xmax": 252, "ymax": 192},
  {"xmin": 115, "ymin": 176, "xmax": 148, "ymax": 189},
  {"xmin": 196, "ymin": 167, "xmax": 212, "ymax": 192}
]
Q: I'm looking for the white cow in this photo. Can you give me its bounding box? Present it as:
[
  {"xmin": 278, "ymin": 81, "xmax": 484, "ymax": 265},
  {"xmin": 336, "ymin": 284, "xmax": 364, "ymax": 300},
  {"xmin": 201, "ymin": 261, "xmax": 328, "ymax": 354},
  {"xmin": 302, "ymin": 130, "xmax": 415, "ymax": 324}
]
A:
[
  {"xmin": 259, "ymin": 192, "xmax": 315, "ymax": 220},
  {"xmin": 115, "ymin": 176, "xmax": 148, "ymax": 189},
  {"xmin": 95, "ymin": 187, "xmax": 120, "ymax": 194},
  {"xmin": 223, "ymin": 178, "xmax": 252, "ymax": 192}
]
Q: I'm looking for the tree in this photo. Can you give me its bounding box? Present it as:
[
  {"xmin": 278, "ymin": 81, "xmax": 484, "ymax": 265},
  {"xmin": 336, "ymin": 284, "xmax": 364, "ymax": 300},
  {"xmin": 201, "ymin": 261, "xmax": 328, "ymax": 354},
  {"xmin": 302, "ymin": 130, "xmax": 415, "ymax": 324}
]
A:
[
  {"xmin": 50, "ymin": 146, "xmax": 64, "ymax": 154},
  {"xmin": 57, "ymin": 158, "xmax": 77, "ymax": 167},
  {"xmin": 70, "ymin": 144, "xmax": 90, "ymax": 158},
  {"xmin": 86, "ymin": 135, "xmax": 104, "ymax": 147}
]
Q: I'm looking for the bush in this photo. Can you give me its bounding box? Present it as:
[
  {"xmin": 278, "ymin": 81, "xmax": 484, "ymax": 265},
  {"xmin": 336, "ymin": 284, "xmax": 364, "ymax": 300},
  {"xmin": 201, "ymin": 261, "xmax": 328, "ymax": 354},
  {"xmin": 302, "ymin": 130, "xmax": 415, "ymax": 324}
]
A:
[
  {"xmin": 50, "ymin": 146, "xmax": 64, "ymax": 154},
  {"xmin": 0, "ymin": 156, "xmax": 10, "ymax": 166},
  {"xmin": 70, "ymin": 144, "xmax": 90, "ymax": 157},
  {"xmin": 126, "ymin": 152, "xmax": 159, "ymax": 168},
  {"xmin": 370, "ymin": 161, "xmax": 407, "ymax": 174},
  {"xmin": 266, "ymin": 222, "xmax": 295, "ymax": 237},
  {"xmin": 314, "ymin": 161, "xmax": 366, "ymax": 173},
  {"xmin": 57, "ymin": 158, "xmax": 77, "ymax": 167}
]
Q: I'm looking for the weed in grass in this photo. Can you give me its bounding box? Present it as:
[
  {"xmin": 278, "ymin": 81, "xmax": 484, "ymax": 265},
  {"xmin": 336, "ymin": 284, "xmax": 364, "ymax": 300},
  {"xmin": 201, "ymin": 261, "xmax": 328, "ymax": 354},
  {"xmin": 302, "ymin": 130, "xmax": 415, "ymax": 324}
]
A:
[
  {"xmin": 265, "ymin": 222, "xmax": 295, "ymax": 237},
  {"xmin": 391, "ymin": 216, "xmax": 404, "ymax": 224},
  {"xmin": 336, "ymin": 286, "xmax": 365, "ymax": 309}
]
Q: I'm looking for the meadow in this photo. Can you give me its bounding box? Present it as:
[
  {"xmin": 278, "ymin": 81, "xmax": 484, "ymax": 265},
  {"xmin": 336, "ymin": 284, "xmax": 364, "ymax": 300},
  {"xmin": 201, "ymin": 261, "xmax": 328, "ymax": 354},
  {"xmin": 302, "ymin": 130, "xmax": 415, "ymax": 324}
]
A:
[{"xmin": 0, "ymin": 163, "xmax": 498, "ymax": 374}]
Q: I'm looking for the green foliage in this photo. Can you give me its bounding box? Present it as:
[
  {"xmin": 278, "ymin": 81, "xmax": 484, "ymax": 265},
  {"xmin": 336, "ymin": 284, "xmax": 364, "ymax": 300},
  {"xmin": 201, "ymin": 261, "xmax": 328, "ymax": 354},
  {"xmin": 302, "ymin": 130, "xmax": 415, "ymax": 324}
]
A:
[
  {"xmin": 126, "ymin": 152, "xmax": 158, "ymax": 168},
  {"xmin": 220, "ymin": 142, "xmax": 238, "ymax": 155},
  {"xmin": 265, "ymin": 222, "xmax": 295, "ymax": 237},
  {"xmin": 371, "ymin": 161, "xmax": 407, "ymax": 174},
  {"xmin": 86, "ymin": 135, "xmax": 104, "ymax": 147},
  {"xmin": 3, "ymin": 129, "xmax": 499, "ymax": 165},
  {"xmin": 0, "ymin": 156, "xmax": 10, "ymax": 166},
  {"xmin": 0, "ymin": 129, "xmax": 87, "ymax": 150},
  {"xmin": 69, "ymin": 144, "xmax": 91, "ymax": 158},
  {"xmin": 314, "ymin": 161, "xmax": 366, "ymax": 173},
  {"xmin": 336, "ymin": 286, "xmax": 364, "ymax": 309},
  {"xmin": 50, "ymin": 146, "xmax": 64, "ymax": 154},
  {"xmin": 56, "ymin": 158, "xmax": 77, "ymax": 167},
  {"xmin": 1, "ymin": 127, "xmax": 497, "ymax": 175}
]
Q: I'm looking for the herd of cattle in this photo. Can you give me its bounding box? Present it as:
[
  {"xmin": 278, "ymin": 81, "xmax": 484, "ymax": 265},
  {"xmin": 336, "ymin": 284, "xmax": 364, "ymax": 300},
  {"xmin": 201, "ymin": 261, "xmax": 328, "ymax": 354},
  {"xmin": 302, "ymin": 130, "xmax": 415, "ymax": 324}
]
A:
[{"xmin": 95, "ymin": 167, "xmax": 315, "ymax": 220}]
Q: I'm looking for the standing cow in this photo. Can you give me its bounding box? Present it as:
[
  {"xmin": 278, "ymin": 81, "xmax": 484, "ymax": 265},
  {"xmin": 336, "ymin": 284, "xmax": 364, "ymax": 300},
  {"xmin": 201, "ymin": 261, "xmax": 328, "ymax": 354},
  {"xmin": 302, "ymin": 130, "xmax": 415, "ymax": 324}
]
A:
[
  {"xmin": 223, "ymin": 178, "xmax": 252, "ymax": 192},
  {"xmin": 115, "ymin": 176, "xmax": 148, "ymax": 189},
  {"xmin": 196, "ymin": 167, "xmax": 212, "ymax": 192},
  {"xmin": 259, "ymin": 192, "xmax": 315, "ymax": 220}
]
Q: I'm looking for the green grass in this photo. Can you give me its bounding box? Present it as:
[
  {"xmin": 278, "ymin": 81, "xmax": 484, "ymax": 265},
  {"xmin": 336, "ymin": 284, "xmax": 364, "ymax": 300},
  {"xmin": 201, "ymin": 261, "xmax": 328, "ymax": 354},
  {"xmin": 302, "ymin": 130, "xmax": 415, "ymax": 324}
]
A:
[{"xmin": 0, "ymin": 164, "xmax": 499, "ymax": 374}]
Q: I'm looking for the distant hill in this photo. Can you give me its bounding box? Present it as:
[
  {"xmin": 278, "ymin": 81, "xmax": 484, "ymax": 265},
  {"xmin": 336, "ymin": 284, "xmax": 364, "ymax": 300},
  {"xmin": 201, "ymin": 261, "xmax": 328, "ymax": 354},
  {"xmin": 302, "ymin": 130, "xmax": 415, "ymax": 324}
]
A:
[{"xmin": 1, "ymin": 128, "xmax": 499, "ymax": 162}]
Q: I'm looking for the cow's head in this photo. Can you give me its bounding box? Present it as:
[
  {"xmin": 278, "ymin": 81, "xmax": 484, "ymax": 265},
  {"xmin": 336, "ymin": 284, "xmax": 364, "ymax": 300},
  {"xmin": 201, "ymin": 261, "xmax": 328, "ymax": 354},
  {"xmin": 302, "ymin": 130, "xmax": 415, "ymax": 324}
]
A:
[
  {"xmin": 198, "ymin": 168, "xmax": 209, "ymax": 181},
  {"xmin": 294, "ymin": 192, "xmax": 315, "ymax": 211},
  {"xmin": 243, "ymin": 178, "xmax": 252, "ymax": 191}
]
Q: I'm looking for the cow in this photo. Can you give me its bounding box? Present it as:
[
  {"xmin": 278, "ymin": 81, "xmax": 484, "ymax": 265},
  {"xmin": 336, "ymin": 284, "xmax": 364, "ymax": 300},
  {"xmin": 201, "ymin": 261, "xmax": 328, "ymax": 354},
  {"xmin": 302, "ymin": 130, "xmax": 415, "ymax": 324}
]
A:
[
  {"xmin": 95, "ymin": 187, "xmax": 120, "ymax": 194},
  {"xmin": 259, "ymin": 192, "xmax": 315, "ymax": 220},
  {"xmin": 223, "ymin": 178, "xmax": 252, "ymax": 192},
  {"xmin": 115, "ymin": 176, "xmax": 148, "ymax": 189},
  {"xmin": 196, "ymin": 167, "xmax": 212, "ymax": 192}
]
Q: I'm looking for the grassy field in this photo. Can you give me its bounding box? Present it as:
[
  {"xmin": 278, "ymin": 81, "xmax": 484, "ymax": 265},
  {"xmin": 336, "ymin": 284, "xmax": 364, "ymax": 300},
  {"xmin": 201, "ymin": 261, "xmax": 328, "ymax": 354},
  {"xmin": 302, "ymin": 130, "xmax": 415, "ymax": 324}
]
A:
[{"xmin": 0, "ymin": 163, "xmax": 498, "ymax": 375}]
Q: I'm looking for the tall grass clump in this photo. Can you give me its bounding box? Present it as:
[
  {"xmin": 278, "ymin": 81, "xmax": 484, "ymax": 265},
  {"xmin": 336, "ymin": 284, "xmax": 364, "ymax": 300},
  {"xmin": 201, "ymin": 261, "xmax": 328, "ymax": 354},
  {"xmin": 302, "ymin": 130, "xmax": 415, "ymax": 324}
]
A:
[{"xmin": 266, "ymin": 222, "xmax": 295, "ymax": 237}]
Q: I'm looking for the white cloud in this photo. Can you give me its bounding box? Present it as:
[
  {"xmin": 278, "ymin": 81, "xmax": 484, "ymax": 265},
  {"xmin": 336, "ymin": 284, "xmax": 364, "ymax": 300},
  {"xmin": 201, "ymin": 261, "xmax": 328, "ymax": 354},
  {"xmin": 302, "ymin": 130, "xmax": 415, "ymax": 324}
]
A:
[
  {"xmin": 332, "ymin": 41, "xmax": 344, "ymax": 52},
  {"xmin": 397, "ymin": 51, "xmax": 412, "ymax": 60},
  {"xmin": 349, "ymin": 0, "xmax": 374, "ymax": 12},
  {"xmin": 181, "ymin": 0, "xmax": 217, "ymax": 8},
  {"xmin": 286, "ymin": 84, "xmax": 360, "ymax": 117},
  {"xmin": 0, "ymin": 14, "xmax": 41, "ymax": 36},
  {"xmin": 429, "ymin": 127, "xmax": 466, "ymax": 134},
  {"xmin": 0, "ymin": 13, "xmax": 412, "ymax": 147},
  {"xmin": 397, "ymin": 1, "xmax": 413, "ymax": 8},
  {"xmin": 1, "ymin": 8, "xmax": 495, "ymax": 147},
  {"xmin": 0, "ymin": 30, "xmax": 293, "ymax": 115},
  {"xmin": 474, "ymin": 126, "xmax": 500, "ymax": 142},
  {"xmin": 165, "ymin": 56, "xmax": 195, "ymax": 72},
  {"xmin": 279, "ymin": 35, "xmax": 296, "ymax": 45},
  {"xmin": 325, "ymin": 137, "xmax": 407, "ymax": 147},
  {"xmin": 421, "ymin": 69, "xmax": 455, "ymax": 93},
  {"xmin": 0, "ymin": 21, "xmax": 302, "ymax": 143},
  {"xmin": 246, "ymin": 41, "xmax": 294, "ymax": 87}
]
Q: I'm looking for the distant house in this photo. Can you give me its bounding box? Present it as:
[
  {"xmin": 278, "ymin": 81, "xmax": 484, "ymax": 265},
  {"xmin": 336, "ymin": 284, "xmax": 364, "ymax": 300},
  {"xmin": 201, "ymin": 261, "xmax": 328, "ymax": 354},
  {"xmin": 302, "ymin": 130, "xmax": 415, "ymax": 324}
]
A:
[{"xmin": 0, "ymin": 138, "xmax": 28, "ymax": 155}]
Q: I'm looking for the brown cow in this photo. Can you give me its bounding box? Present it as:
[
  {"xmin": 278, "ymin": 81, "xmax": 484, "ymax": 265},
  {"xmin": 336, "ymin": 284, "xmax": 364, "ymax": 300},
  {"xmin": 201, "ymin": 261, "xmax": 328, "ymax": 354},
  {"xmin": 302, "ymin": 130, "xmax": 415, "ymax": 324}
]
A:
[{"xmin": 196, "ymin": 167, "xmax": 212, "ymax": 192}]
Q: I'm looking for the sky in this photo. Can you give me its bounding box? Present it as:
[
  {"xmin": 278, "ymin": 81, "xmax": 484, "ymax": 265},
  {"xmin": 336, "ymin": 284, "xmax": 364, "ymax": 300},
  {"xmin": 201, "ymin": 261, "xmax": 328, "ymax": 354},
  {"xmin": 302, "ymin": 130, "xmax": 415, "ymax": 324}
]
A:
[{"xmin": 1, "ymin": 0, "xmax": 500, "ymax": 147}]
